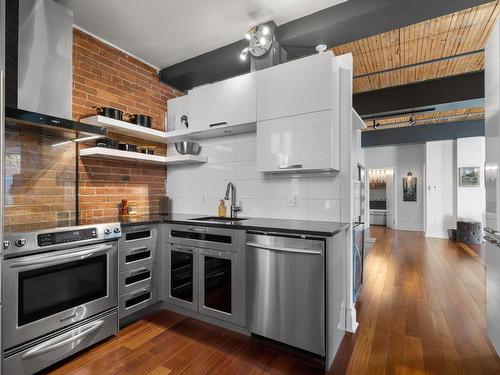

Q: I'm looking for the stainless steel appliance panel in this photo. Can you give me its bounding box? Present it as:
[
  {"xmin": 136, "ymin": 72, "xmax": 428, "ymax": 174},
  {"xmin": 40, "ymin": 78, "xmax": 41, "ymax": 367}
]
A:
[
  {"xmin": 246, "ymin": 233, "xmax": 325, "ymax": 356},
  {"xmin": 3, "ymin": 242, "xmax": 118, "ymax": 349},
  {"xmin": 4, "ymin": 310, "xmax": 117, "ymax": 375},
  {"xmin": 487, "ymin": 234, "xmax": 500, "ymax": 354},
  {"xmin": 119, "ymin": 264, "xmax": 153, "ymax": 295},
  {"xmin": 119, "ymin": 226, "xmax": 157, "ymax": 271},
  {"xmin": 119, "ymin": 285, "xmax": 153, "ymax": 318},
  {"xmin": 164, "ymin": 243, "xmax": 199, "ymax": 312},
  {"xmin": 167, "ymin": 224, "xmax": 236, "ymax": 252},
  {"xmin": 198, "ymin": 247, "xmax": 243, "ymax": 325}
]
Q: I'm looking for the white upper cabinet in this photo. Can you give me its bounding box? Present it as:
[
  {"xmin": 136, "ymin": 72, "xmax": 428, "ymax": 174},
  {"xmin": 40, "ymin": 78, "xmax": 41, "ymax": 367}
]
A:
[
  {"xmin": 256, "ymin": 52, "xmax": 337, "ymax": 121},
  {"xmin": 188, "ymin": 72, "xmax": 256, "ymax": 132},
  {"xmin": 257, "ymin": 110, "xmax": 339, "ymax": 172},
  {"xmin": 166, "ymin": 95, "xmax": 189, "ymax": 132}
]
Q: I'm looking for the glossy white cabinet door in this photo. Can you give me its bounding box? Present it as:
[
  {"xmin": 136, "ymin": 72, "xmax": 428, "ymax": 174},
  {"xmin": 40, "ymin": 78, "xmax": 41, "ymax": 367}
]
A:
[
  {"xmin": 257, "ymin": 110, "xmax": 339, "ymax": 172},
  {"xmin": 256, "ymin": 52, "xmax": 337, "ymax": 121},
  {"xmin": 188, "ymin": 72, "xmax": 256, "ymax": 132},
  {"xmin": 166, "ymin": 95, "xmax": 189, "ymax": 132}
]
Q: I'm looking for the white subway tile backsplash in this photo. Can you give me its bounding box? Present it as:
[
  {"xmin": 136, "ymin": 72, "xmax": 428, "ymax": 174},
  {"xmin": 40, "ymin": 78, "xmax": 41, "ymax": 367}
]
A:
[
  {"xmin": 268, "ymin": 177, "xmax": 308, "ymax": 198},
  {"xmin": 167, "ymin": 134, "xmax": 342, "ymax": 222},
  {"xmin": 308, "ymin": 177, "xmax": 341, "ymax": 199},
  {"xmin": 206, "ymin": 163, "xmax": 237, "ymax": 181},
  {"xmin": 237, "ymin": 180, "xmax": 269, "ymax": 199},
  {"xmin": 269, "ymin": 199, "xmax": 308, "ymax": 220},
  {"xmin": 236, "ymin": 140, "xmax": 257, "ymax": 161},
  {"xmin": 236, "ymin": 161, "xmax": 262, "ymax": 180},
  {"xmin": 239, "ymin": 198, "xmax": 270, "ymax": 218},
  {"xmin": 206, "ymin": 144, "xmax": 237, "ymax": 164},
  {"xmin": 308, "ymin": 199, "xmax": 341, "ymax": 221}
]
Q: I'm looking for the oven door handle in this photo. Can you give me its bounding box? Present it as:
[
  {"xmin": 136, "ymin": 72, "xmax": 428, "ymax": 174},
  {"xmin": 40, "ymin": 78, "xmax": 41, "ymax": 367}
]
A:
[
  {"xmin": 9, "ymin": 244, "xmax": 113, "ymax": 268},
  {"xmin": 21, "ymin": 319, "xmax": 105, "ymax": 359}
]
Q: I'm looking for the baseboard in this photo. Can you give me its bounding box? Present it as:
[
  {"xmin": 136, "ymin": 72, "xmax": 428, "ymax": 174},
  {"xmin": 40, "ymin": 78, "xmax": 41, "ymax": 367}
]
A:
[
  {"xmin": 396, "ymin": 223, "xmax": 423, "ymax": 232},
  {"xmin": 425, "ymin": 230, "xmax": 448, "ymax": 239},
  {"xmin": 344, "ymin": 303, "xmax": 358, "ymax": 333},
  {"xmin": 159, "ymin": 301, "xmax": 250, "ymax": 336}
]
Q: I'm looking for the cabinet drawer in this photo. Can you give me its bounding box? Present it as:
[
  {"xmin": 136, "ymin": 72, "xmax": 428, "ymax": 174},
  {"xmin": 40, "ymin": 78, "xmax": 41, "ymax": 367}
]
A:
[
  {"xmin": 167, "ymin": 224, "xmax": 237, "ymax": 252},
  {"xmin": 119, "ymin": 264, "xmax": 153, "ymax": 295},
  {"xmin": 120, "ymin": 244, "xmax": 155, "ymax": 271},
  {"xmin": 119, "ymin": 286, "xmax": 154, "ymax": 318}
]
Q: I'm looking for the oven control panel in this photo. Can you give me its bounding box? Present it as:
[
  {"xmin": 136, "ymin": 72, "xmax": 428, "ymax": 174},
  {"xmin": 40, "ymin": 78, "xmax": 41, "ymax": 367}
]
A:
[{"xmin": 37, "ymin": 228, "xmax": 98, "ymax": 247}]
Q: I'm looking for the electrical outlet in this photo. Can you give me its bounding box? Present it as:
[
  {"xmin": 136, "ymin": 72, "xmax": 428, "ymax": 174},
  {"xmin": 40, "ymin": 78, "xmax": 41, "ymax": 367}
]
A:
[{"xmin": 287, "ymin": 195, "xmax": 298, "ymax": 207}]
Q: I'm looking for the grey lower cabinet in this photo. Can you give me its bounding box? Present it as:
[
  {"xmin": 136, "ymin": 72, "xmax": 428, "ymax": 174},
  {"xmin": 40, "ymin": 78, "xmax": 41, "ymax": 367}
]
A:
[
  {"xmin": 163, "ymin": 224, "xmax": 245, "ymax": 326},
  {"xmin": 118, "ymin": 225, "xmax": 159, "ymax": 319}
]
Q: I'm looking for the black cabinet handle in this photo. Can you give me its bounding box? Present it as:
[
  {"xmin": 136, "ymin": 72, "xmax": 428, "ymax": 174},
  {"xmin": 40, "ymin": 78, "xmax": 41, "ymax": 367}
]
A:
[{"xmin": 209, "ymin": 122, "xmax": 228, "ymax": 128}]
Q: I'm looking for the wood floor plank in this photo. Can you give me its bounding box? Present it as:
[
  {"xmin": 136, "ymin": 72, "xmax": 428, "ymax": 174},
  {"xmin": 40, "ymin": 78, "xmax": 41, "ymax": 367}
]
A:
[{"xmin": 46, "ymin": 227, "xmax": 500, "ymax": 375}]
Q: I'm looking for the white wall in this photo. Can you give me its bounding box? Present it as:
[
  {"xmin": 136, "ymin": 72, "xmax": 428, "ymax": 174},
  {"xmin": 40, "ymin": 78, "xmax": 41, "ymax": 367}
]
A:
[
  {"xmin": 365, "ymin": 144, "xmax": 426, "ymax": 231},
  {"xmin": 457, "ymin": 137, "xmax": 486, "ymax": 223},
  {"xmin": 425, "ymin": 140, "xmax": 456, "ymax": 238},
  {"xmin": 166, "ymin": 132, "xmax": 342, "ymax": 221}
]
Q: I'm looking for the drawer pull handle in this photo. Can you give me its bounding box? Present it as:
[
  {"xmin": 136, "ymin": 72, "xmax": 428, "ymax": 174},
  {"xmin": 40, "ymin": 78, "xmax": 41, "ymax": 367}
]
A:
[{"xmin": 278, "ymin": 164, "xmax": 303, "ymax": 170}]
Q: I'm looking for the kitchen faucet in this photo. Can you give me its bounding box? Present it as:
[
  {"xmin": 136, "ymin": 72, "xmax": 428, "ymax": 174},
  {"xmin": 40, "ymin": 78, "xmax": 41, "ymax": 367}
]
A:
[{"xmin": 224, "ymin": 182, "xmax": 241, "ymax": 218}]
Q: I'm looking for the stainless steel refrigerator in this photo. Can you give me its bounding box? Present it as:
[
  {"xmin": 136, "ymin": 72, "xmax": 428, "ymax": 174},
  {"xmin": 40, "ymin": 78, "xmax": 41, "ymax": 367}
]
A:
[{"xmin": 485, "ymin": 19, "xmax": 500, "ymax": 356}]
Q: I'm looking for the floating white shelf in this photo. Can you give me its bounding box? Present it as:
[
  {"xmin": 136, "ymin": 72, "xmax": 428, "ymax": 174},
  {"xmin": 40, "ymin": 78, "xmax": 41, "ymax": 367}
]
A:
[
  {"xmin": 81, "ymin": 115, "xmax": 168, "ymax": 143},
  {"xmin": 80, "ymin": 115, "xmax": 257, "ymax": 144},
  {"xmin": 79, "ymin": 147, "xmax": 207, "ymax": 165}
]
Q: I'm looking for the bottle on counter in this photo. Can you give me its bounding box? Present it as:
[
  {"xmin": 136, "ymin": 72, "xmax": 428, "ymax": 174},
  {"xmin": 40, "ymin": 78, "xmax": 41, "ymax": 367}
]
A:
[{"xmin": 218, "ymin": 199, "xmax": 227, "ymax": 217}]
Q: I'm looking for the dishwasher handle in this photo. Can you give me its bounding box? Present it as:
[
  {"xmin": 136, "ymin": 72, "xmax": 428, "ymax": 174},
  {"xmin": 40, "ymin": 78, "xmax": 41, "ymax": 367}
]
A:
[{"xmin": 246, "ymin": 242, "xmax": 323, "ymax": 255}]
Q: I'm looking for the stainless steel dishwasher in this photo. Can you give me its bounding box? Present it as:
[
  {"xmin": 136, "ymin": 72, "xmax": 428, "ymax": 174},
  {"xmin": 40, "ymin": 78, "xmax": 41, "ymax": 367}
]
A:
[{"xmin": 246, "ymin": 232, "xmax": 325, "ymax": 356}]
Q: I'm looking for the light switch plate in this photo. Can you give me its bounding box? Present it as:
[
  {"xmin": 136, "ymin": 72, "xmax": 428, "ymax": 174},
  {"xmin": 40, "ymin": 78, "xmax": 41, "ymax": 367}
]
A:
[{"xmin": 287, "ymin": 195, "xmax": 298, "ymax": 207}]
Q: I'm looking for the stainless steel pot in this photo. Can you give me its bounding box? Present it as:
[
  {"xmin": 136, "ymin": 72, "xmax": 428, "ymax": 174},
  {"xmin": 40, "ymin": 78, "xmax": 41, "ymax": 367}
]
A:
[{"xmin": 175, "ymin": 141, "xmax": 201, "ymax": 155}]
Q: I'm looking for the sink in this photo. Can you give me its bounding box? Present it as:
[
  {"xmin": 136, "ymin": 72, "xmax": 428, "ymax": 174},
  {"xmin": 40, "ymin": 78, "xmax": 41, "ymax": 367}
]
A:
[{"xmin": 191, "ymin": 216, "xmax": 248, "ymax": 222}]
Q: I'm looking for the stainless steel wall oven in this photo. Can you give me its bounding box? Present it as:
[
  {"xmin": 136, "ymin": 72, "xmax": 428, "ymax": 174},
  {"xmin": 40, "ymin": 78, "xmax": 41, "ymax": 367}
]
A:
[{"xmin": 2, "ymin": 222, "xmax": 121, "ymax": 374}]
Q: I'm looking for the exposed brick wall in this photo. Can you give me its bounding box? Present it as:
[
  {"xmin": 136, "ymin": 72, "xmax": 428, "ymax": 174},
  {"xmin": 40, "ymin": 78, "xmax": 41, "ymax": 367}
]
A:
[
  {"xmin": 4, "ymin": 132, "xmax": 77, "ymax": 232},
  {"xmin": 73, "ymin": 28, "xmax": 181, "ymax": 219},
  {"xmin": 4, "ymin": 28, "xmax": 182, "ymax": 229}
]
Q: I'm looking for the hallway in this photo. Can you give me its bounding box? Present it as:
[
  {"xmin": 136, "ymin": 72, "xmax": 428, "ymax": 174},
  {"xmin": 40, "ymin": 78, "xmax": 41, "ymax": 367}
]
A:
[{"xmin": 342, "ymin": 227, "xmax": 500, "ymax": 374}]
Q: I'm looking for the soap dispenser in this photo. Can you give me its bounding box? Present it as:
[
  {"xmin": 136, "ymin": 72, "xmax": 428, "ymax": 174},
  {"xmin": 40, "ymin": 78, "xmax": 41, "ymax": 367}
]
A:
[{"xmin": 218, "ymin": 199, "xmax": 227, "ymax": 217}]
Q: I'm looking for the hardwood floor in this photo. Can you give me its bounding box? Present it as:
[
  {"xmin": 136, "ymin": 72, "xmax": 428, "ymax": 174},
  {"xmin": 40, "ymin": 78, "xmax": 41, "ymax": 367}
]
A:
[{"xmin": 46, "ymin": 227, "xmax": 500, "ymax": 375}]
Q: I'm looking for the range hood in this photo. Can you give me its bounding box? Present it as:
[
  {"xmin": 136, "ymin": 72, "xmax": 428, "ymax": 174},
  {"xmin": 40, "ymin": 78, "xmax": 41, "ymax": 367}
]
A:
[{"xmin": 5, "ymin": 107, "xmax": 107, "ymax": 140}]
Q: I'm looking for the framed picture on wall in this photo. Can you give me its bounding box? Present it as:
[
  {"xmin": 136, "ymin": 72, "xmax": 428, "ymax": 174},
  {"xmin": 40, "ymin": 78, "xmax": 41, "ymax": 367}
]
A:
[
  {"xmin": 403, "ymin": 176, "xmax": 417, "ymax": 202},
  {"xmin": 459, "ymin": 167, "xmax": 480, "ymax": 187}
]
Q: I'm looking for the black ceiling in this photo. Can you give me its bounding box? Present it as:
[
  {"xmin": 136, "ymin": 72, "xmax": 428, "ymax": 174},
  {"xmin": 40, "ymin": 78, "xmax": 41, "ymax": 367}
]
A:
[{"xmin": 159, "ymin": 0, "xmax": 493, "ymax": 92}]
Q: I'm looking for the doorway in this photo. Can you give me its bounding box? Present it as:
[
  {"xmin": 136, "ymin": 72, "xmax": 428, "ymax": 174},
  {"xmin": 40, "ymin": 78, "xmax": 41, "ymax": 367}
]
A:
[{"xmin": 368, "ymin": 168, "xmax": 396, "ymax": 229}]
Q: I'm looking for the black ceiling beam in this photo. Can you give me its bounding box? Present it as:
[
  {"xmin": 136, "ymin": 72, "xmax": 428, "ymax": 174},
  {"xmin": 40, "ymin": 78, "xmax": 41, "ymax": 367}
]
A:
[
  {"xmin": 361, "ymin": 119, "xmax": 485, "ymax": 147},
  {"xmin": 353, "ymin": 71, "xmax": 485, "ymax": 117},
  {"xmin": 159, "ymin": 0, "xmax": 492, "ymax": 91}
]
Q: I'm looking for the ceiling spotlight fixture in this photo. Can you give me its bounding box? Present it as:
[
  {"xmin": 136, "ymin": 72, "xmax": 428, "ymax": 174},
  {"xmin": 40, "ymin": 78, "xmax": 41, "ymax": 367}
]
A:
[
  {"xmin": 372, "ymin": 120, "xmax": 380, "ymax": 129},
  {"xmin": 240, "ymin": 24, "xmax": 273, "ymax": 61},
  {"xmin": 315, "ymin": 44, "xmax": 327, "ymax": 53},
  {"xmin": 239, "ymin": 47, "xmax": 249, "ymax": 60},
  {"xmin": 409, "ymin": 116, "xmax": 416, "ymax": 126},
  {"xmin": 407, "ymin": 171, "xmax": 413, "ymax": 178}
]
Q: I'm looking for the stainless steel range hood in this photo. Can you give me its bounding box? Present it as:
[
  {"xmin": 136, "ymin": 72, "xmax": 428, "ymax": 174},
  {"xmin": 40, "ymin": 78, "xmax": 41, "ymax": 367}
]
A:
[{"xmin": 5, "ymin": 107, "xmax": 107, "ymax": 140}]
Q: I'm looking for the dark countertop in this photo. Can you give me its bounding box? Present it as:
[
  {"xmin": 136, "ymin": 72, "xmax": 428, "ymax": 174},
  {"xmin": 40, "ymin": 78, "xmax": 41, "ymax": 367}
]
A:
[{"xmin": 119, "ymin": 213, "xmax": 349, "ymax": 237}]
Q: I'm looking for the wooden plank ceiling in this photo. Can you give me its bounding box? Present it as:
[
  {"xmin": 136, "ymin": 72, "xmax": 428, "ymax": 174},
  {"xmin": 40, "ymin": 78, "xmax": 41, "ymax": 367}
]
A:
[{"xmin": 330, "ymin": 1, "xmax": 499, "ymax": 130}]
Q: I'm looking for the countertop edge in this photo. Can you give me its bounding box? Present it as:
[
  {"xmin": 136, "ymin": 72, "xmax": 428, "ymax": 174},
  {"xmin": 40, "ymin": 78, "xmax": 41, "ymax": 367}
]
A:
[{"xmin": 120, "ymin": 216, "xmax": 350, "ymax": 237}]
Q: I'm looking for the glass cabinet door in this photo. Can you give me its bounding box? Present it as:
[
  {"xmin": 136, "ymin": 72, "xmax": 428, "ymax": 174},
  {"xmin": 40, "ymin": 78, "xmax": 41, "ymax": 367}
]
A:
[
  {"xmin": 203, "ymin": 256, "xmax": 232, "ymax": 314},
  {"xmin": 170, "ymin": 250, "xmax": 194, "ymax": 303}
]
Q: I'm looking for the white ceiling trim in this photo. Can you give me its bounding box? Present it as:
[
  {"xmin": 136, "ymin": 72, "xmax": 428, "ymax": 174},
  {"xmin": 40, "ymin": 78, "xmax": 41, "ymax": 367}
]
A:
[{"xmin": 73, "ymin": 24, "xmax": 161, "ymax": 71}]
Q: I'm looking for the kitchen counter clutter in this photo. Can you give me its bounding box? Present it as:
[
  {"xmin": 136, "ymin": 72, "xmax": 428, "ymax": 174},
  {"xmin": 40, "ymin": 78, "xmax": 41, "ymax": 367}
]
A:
[{"xmin": 116, "ymin": 213, "xmax": 349, "ymax": 237}]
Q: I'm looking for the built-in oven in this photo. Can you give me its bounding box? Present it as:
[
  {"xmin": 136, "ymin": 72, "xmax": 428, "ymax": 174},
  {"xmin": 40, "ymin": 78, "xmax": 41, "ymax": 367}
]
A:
[{"xmin": 3, "ymin": 241, "xmax": 118, "ymax": 350}]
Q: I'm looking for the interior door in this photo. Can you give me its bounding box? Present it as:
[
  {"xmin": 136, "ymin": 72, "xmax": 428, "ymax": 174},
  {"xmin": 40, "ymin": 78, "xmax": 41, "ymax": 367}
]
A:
[{"xmin": 386, "ymin": 171, "xmax": 396, "ymax": 229}]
